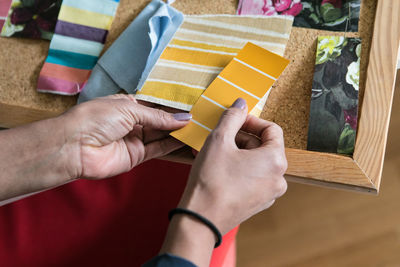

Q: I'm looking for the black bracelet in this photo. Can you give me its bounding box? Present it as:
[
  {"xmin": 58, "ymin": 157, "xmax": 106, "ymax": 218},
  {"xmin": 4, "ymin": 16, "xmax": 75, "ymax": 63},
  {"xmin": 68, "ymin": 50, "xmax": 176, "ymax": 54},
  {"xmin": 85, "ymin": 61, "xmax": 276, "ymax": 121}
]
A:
[{"xmin": 168, "ymin": 208, "xmax": 222, "ymax": 248}]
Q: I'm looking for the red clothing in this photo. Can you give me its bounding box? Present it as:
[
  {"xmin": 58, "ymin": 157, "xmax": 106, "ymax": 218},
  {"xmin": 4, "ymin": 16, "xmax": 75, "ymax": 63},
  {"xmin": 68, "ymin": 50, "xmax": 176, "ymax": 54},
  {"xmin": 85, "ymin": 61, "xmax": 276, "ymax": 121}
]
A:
[{"xmin": 0, "ymin": 159, "xmax": 236, "ymax": 267}]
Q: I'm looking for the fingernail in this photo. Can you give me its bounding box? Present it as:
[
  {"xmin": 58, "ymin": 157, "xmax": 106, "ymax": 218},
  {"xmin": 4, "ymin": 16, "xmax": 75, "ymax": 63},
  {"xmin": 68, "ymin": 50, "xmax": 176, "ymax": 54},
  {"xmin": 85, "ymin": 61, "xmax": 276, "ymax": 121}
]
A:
[
  {"xmin": 231, "ymin": 98, "xmax": 246, "ymax": 110},
  {"xmin": 173, "ymin": 113, "xmax": 192, "ymax": 121}
]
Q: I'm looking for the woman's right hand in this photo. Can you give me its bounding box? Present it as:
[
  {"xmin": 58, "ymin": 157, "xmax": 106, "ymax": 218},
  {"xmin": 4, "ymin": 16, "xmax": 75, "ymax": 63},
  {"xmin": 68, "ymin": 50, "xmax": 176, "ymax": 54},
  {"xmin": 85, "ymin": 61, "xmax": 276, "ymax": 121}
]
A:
[
  {"xmin": 178, "ymin": 98, "xmax": 288, "ymax": 235},
  {"xmin": 158, "ymin": 98, "xmax": 288, "ymax": 266}
]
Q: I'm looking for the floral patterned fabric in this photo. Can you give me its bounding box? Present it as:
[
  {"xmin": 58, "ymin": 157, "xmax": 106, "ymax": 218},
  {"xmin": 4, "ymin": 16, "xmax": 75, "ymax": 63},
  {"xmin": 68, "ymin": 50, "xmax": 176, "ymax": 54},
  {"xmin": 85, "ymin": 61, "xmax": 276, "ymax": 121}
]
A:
[
  {"xmin": 0, "ymin": 0, "xmax": 62, "ymax": 40},
  {"xmin": 307, "ymin": 36, "xmax": 361, "ymax": 155},
  {"xmin": 238, "ymin": 0, "xmax": 361, "ymax": 32}
]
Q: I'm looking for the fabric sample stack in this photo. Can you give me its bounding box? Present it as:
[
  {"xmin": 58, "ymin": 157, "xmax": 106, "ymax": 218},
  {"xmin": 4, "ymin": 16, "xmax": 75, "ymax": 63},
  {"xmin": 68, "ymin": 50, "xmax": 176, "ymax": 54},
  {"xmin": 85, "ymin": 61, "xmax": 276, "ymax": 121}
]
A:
[
  {"xmin": 171, "ymin": 42, "xmax": 290, "ymax": 151},
  {"xmin": 135, "ymin": 14, "xmax": 293, "ymax": 116},
  {"xmin": 77, "ymin": 0, "xmax": 185, "ymax": 102},
  {"xmin": 77, "ymin": 0, "xmax": 293, "ymax": 119}
]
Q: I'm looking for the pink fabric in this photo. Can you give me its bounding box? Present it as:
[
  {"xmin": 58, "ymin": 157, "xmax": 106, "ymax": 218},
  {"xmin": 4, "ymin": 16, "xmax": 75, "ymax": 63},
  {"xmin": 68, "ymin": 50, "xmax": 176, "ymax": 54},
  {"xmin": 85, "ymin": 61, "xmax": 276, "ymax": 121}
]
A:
[
  {"xmin": 37, "ymin": 75, "xmax": 85, "ymax": 95},
  {"xmin": 238, "ymin": 0, "xmax": 269, "ymax": 15},
  {"xmin": 0, "ymin": 0, "xmax": 12, "ymax": 31},
  {"xmin": 238, "ymin": 0, "xmax": 302, "ymax": 16},
  {"xmin": 0, "ymin": 0, "xmax": 12, "ymax": 17}
]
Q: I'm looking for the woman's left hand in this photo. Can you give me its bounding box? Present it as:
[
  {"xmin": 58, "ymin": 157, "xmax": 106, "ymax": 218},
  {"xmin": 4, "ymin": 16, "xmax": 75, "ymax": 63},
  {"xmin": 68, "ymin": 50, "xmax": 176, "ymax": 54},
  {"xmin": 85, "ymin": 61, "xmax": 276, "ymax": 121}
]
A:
[
  {"xmin": 61, "ymin": 94, "xmax": 191, "ymax": 179},
  {"xmin": 0, "ymin": 94, "xmax": 190, "ymax": 202}
]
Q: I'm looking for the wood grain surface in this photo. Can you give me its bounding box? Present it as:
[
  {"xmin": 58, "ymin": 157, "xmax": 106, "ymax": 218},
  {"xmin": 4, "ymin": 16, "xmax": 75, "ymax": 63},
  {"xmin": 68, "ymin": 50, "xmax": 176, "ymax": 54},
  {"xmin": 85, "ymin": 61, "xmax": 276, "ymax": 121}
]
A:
[
  {"xmin": 353, "ymin": 1, "xmax": 400, "ymax": 191},
  {"xmin": 285, "ymin": 149, "xmax": 374, "ymax": 192},
  {"xmin": 236, "ymin": 71, "xmax": 400, "ymax": 266},
  {"xmin": 280, "ymin": 0, "xmax": 400, "ymax": 193}
]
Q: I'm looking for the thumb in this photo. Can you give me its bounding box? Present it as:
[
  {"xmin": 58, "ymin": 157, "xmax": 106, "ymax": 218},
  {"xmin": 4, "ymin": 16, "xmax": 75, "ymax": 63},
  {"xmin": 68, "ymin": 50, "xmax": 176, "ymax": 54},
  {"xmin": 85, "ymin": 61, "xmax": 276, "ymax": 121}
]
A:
[
  {"xmin": 109, "ymin": 97, "xmax": 191, "ymax": 130},
  {"xmin": 213, "ymin": 98, "xmax": 248, "ymax": 142},
  {"xmin": 131, "ymin": 104, "xmax": 192, "ymax": 130}
]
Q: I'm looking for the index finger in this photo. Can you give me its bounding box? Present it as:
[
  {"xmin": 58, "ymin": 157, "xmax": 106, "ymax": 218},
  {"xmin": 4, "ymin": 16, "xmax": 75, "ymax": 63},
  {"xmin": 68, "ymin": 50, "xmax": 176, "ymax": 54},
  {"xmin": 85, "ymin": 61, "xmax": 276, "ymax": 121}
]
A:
[{"xmin": 241, "ymin": 115, "xmax": 284, "ymax": 147}]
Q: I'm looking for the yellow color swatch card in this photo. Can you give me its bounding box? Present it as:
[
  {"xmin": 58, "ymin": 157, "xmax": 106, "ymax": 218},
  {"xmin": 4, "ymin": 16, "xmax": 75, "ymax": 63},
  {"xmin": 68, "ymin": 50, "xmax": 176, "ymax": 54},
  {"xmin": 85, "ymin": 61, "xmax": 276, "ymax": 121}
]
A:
[{"xmin": 171, "ymin": 42, "xmax": 290, "ymax": 151}]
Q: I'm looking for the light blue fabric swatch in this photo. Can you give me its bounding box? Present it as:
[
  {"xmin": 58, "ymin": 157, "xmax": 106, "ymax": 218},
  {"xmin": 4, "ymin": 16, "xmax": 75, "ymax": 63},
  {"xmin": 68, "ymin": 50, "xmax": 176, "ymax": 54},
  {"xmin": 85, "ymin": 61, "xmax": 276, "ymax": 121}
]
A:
[{"xmin": 78, "ymin": 0, "xmax": 184, "ymax": 103}]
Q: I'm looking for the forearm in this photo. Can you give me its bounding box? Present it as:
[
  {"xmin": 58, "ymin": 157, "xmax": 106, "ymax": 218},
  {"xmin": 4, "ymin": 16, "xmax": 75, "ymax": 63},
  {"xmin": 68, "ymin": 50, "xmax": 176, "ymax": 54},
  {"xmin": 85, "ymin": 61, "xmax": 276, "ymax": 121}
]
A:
[
  {"xmin": 0, "ymin": 117, "xmax": 77, "ymax": 202},
  {"xmin": 160, "ymin": 215, "xmax": 216, "ymax": 267}
]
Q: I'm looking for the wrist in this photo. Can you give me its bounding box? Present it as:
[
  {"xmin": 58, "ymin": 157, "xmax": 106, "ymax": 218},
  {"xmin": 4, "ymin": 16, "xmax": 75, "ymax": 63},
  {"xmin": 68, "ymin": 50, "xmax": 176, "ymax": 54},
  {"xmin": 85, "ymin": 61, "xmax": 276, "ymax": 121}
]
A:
[
  {"xmin": 52, "ymin": 116, "xmax": 82, "ymax": 181},
  {"xmin": 169, "ymin": 208, "xmax": 222, "ymax": 248},
  {"xmin": 160, "ymin": 214, "xmax": 215, "ymax": 267},
  {"xmin": 178, "ymin": 183, "xmax": 227, "ymax": 234},
  {"xmin": 0, "ymin": 117, "xmax": 78, "ymax": 201},
  {"xmin": 29, "ymin": 117, "xmax": 79, "ymax": 185}
]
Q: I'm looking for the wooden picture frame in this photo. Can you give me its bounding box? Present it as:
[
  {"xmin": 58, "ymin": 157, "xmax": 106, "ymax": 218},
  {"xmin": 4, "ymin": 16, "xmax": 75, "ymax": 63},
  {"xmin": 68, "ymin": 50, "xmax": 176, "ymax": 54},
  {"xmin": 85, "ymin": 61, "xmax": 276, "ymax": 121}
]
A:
[
  {"xmin": 165, "ymin": 0, "xmax": 400, "ymax": 194},
  {"xmin": 286, "ymin": 0, "xmax": 399, "ymax": 194}
]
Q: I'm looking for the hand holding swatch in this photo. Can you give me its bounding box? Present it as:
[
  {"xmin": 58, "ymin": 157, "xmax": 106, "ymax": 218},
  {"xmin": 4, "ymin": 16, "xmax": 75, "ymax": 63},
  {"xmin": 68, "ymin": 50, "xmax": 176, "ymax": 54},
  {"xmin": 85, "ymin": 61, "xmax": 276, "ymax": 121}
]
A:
[{"xmin": 171, "ymin": 42, "xmax": 289, "ymax": 151}]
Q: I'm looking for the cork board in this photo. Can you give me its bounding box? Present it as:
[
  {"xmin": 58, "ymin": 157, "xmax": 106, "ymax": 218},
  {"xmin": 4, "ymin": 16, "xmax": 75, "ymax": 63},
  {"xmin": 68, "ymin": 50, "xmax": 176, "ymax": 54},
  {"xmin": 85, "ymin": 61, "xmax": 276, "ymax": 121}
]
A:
[{"xmin": 0, "ymin": 0, "xmax": 377, "ymax": 151}]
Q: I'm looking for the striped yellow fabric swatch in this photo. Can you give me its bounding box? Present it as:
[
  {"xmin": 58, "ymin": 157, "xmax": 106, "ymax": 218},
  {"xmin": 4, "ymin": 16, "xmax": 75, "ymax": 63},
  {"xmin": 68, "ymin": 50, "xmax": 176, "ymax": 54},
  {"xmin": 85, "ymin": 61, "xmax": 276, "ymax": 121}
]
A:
[
  {"xmin": 135, "ymin": 15, "xmax": 293, "ymax": 116},
  {"xmin": 171, "ymin": 42, "xmax": 290, "ymax": 151}
]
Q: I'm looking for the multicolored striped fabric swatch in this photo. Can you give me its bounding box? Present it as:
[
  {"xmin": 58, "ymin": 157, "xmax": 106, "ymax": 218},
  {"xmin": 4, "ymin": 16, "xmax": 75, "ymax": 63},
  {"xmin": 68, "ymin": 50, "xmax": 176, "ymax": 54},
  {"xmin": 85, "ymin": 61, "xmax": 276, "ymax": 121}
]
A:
[
  {"xmin": 171, "ymin": 42, "xmax": 290, "ymax": 151},
  {"xmin": 0, "ymin": 0, "xmax": 12, "ymax": 31},
  {"xmin": 77, "ymin": 0, "xmax": 184, "ymax": 103},
  {"xmin": 37, "ymin": 0, "xmax": 120, "ymax": 95},
  {"xmin": 135, "ymin": 14, "xmax": 293, "ymax": 116}
]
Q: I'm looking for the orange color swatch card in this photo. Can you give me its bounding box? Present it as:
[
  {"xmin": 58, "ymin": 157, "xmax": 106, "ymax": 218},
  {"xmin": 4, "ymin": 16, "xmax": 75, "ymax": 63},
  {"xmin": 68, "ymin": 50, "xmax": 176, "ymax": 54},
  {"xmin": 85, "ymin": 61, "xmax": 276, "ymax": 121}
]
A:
[{"xmin": 170, "ymin": 42, "xmax": 290, "ymax": 151}]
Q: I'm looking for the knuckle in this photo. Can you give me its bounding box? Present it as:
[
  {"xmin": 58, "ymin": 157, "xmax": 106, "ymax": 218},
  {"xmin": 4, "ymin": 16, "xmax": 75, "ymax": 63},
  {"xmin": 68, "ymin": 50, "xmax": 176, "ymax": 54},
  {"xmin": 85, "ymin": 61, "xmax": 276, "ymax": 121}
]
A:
[
  {"xmin": 112, "ymin": 94, "xmax": 126, "ymax": 99},
  {"xmin": 276, "ymin": 178, "xmax": 288, "ymax": 197},
  {"xmin": 270, "ymin": 123, "xmax": 284, "ymax": 136},
  {"xmin": 271, "ymin": 156, "xmax": 288, "ymax": 175},
  {"xmin": 104, "ymin": 94, "xmax": 128, "ymax": 100},
  {"xmin": 156, "ymin": 109, "xmax": 171, "ymax": 122},
  {"xmin": 224, "ymin": 108, "xmax": 242, "ymax": 119},
  {"xmin": 271, "ymin": 177, "xmax": 287, "ymax": 198},
  {"xmin": 218, "ymin": 109, "xmax": 240, "ymax": 126},
  {"xmin": 126, "ymin": 95, "xmax": 137, "ymax": 102},
  {"xmin": 209, "ymin": 130, "xmax": 227, "ymax": 143}
]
